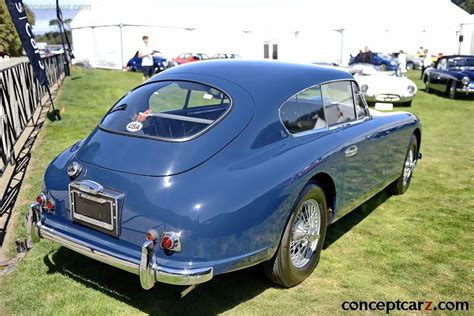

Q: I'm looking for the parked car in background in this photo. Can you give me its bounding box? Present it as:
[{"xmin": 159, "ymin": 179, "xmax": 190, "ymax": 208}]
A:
[
  {"xmin": 211, "ymin": 53, "xmax": 242, "ymax": 59},
  {"xmin": 423, "ymin": 55, "xmax": 474, "ymax": 99},
  {"xmin": 173, "ymin": 53, "xmax": 209, "ymax": 64},
  {"xmin": 29, "ymin": 61, "xmax": 421, "ymax": 293},
  {"xmin": 392, "ymin": 52, "xmax": 423, "ymax": 70},
  {"xmin": 125, "ymin": 51, "xmax": 174, "ymax": 74},
  {"xmin": 349, "ymin": 52, "xmax": 398, "ymax": 71},
  {"xmin": 354, "ymin": 72, "xmax": 417, "ymax": 106}
]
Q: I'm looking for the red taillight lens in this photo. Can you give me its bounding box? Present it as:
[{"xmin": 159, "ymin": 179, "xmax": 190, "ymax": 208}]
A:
[
  {"xmin": 146, "ymin": 229, "xmax": 159, "ymax": 242},
  {"xmin": 45, "ymin": 200, "xmax": 54, "ymax": 210},
  {"xmin": 36, "ymin": 195, "xmax": 43, "ymax": 204},
  {"xmin": 161, "ymin": 236, "xmax": 173, "ymax": 250},
  {"xmin": 36, "ymin": 193, "xmax": 46, "ymax": 206}
]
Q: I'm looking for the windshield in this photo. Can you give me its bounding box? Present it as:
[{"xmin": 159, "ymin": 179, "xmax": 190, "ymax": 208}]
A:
[
  {"xmin": 448, "ymin": 57, "xmax": 474, "ymax": 69},
  {"xmin": 100, "ymin": 81, "xmax": 231, "ymax": 141}
]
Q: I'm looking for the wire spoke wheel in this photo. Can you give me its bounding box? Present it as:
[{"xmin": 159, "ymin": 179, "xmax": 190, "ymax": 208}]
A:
[
  {"xmin": 290, "ymin": 199, "xmax": 321, "ymax": 269},
  {"xmin": 403, "ymin": 149, "xmax": 415, "ymax": 186}
]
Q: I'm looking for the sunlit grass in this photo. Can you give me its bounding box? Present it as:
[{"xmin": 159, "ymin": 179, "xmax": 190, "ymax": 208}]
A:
[{"xmin": 0, "ymin": 68, "xmax": 472, "ymax": 315}]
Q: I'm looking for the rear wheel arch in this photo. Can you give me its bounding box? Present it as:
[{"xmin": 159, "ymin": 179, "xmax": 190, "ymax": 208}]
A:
[
  {"xmin": 413, "ymin": 128, "xmax": 421, "ymax": 156},
  {"xmin": 310, "ymin": 172, "xmax": 336, "ymax": 221}
]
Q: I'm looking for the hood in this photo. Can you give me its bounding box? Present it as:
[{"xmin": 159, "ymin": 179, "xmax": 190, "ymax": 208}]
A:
[
  {"xmin": 76, "ymin": 73, "xmax": 255, "ymax": 177},
  {"xmin": 460, "ymin": 70, "xmax": 474, "ymax": 79}
]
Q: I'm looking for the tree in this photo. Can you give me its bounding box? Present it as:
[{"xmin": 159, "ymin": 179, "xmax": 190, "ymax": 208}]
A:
[
  {"xmin": 452, "ymin": 0, "xmax": 474, "ymax": 14},
  {"xmin": 49, "ymin": 18, "xmax": 60, "ymax": 32},
  {"xmin": 0, "ymin": 2, "xmax": 35, "ymax": 56},
  {"xmin": 64, "ymin": 18, "xmax": 72, "ymax": 30}
]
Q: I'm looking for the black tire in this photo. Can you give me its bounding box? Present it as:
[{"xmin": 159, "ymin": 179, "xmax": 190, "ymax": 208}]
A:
[
  {"xmin": 264, "ymin": 182, "xmax": 328, "ymax": 288},
  {"xmin": 424, "ymin": 77, "xmax": 430, "ymax": 93},
  {"xmin": 391, "ymin": 134, "xmax": 418, "ymax": 195},
  {"xmin": 448, "ymin": 81, "xmax": 457, "ymax": 99},
  {"xmin": 400, "ymin": 101, "xmax": 412, "ymax": 107}
]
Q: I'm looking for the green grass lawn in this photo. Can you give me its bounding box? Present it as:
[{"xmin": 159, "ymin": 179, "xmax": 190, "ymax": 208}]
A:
[{"xmin": 0, "ymin": 68, "xmax": 473, "ymax": 315}]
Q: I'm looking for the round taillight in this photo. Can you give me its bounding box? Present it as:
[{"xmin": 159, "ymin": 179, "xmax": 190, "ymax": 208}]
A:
[
  {"xmin": 45, "ymin": 200, "xmax": 54, "ymax": 210},
  {"xmin": 161, "ymin": 236, "xmax": 173, "ymax": 250},
  {"xmin": 36, "ymin": 193, "xmax": 46, "ymax": 206},
  {"xmin": 146, "ymin": 229, "xmax": 159, "ymax": 242}
]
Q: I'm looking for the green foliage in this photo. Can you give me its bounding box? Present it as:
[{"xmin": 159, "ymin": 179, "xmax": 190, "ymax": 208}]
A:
[
  {"xmin": 0, "ymin": 69, "xmax": 473, "ymax": 314},
  {"xmin": 0, "ymin": 2, "xmax": 35, "ymax": 56},
  {"xmin": 36, "ymin": 30, "xmax": 73, "ymax": 45},
  {"xmin": 452, "ymin": 0, "xmax": 474, "ymax": 13}
]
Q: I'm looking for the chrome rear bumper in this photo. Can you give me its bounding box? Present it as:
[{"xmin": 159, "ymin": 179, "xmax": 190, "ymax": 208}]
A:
[{"xmin": 35, "ymin": 219, "xmax": 213, "ymax": 289}]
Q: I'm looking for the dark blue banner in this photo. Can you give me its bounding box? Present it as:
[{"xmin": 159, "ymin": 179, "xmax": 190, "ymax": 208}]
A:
[{"xmin": 5, "ymin": 0, "xmax": 49, "ymax": 86}]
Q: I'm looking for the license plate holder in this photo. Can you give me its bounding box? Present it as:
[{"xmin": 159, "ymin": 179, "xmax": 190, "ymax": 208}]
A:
[{"xmin": 69, "ymin": 182, "xmax": 122, "ymax": 238}]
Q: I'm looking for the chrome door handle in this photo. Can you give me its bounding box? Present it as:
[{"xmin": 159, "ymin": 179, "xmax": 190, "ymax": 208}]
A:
[{"xmin": 344, "ymin": 145, "xmax": 358, "ymax": 157}]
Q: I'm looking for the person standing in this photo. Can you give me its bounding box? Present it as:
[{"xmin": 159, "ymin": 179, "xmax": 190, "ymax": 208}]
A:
[
  {"xmin": 397, "ymin": 50, "xmax": 407, "ymax": 77},
  {"xmin": 421, "ymin": 49, "xmax": 432, "ymax": 79},
  {"xmin": 138, "ymin": 36, "xmax": 155, "ymax": 81}
]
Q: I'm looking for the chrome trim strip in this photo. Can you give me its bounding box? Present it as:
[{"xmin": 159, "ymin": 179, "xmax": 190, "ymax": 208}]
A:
[
  {"xmin": 36, "ymin": 221, "xmax": 214, "ymax": 288},
  {"xmin": 150, "ymin": 112, "xmax": 213, "ymax": 125}
]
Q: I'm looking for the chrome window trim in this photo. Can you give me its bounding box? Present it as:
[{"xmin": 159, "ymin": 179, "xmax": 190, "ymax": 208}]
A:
[
  {"xmin": 351, "ymin": 81, "xmax": 371, "ymax": 120},
  {"xmin": 99, "ymin": 80, "xmax": 233, "ymax": 143}
]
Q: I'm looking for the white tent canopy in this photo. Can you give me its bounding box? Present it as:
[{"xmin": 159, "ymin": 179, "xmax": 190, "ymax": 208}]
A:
[{"xmin": 71, "ymin": 0, "xmax": 474, "ymax": 69}]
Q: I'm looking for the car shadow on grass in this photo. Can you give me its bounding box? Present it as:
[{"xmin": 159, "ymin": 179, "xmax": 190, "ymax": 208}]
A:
[
  {"xmin": 324, "ymin": 189, "xmax": 391, "ymax": 249},
  {"xmin": 43, "ymin": 247, "xmax": 271, "ymax": 314},
  {"xmin": 40, "ymin": 189, "xmax": 392, "ymax": 314}
]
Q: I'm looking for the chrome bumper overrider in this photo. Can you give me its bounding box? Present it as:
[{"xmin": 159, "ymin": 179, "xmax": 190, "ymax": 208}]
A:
[{"xmin": 32, "ymin": 207, "xmax": 213, "ymax": 289}]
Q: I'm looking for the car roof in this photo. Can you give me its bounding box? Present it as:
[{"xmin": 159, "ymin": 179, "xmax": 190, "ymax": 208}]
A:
[
  {"xmin": 439, "ymin": 55, "xmax": 474, "ymax": 59},
  {"xmin": 151, "ymin": 60, "xmax": 353, "ymax": 105}
]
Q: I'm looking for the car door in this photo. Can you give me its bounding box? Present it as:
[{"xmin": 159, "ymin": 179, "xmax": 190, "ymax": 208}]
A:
[
  {"xmin": 321, "ymin": 81, "xmax": 386, "ymax": 216},
  {"xmin": 430, "ymin": 58, "xmax": 448, "ymax": 91}
]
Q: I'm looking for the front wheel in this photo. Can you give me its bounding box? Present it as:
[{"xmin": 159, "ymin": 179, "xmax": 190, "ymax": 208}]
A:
[
  {"xmin": 391, "ymin": 134, "xmax": 418, "ymax": 195},
  {"xmin": 448, "ymin": 81, "xmax": 457, "ymax": 99},
  {"xmin": 264, "ymin": 182, "xmax": 328, "ymax": 288}
]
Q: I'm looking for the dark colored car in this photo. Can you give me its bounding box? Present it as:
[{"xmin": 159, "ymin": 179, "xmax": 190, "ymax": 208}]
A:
[
  {"xmin": 126, "ymin": 51, "xmax": 173, "ymax": 73},
  {"xmin": 423, "ymin": 55, "xmax": 474, "ymax": 99},
  {"xmin": 173, "ymin": 53, "xmax": 209, "ymax": 64},
  {"xmin": 29, "ymin": 60, "xmax": 421, "ymax": 292},
  {"xmin": 350, "ymin": 52, "xmax": 398, "ymax": 71}
]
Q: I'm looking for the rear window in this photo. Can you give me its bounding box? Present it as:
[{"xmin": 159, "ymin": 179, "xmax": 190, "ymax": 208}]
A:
[{"xmin": 100, "ymin": 81, "xmax": 231, "ymax": 141}]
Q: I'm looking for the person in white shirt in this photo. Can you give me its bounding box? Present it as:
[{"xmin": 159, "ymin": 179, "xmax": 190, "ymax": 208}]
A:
[
  {"xmin": 138, "ymin": 36, "xmax": 156, "ymax": 81},
  {"xmin": 421, "ymin": 49, "xmax": 432, "ymax": 79},
  {"xmin": 396, "ymin": 50, "xmax": 407, "ymax": 77}
]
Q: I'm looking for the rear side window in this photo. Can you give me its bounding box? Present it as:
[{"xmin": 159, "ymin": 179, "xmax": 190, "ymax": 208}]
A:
[
  {"xmin": 100, "ymin": 81, "xmax": 231, "ymax": 141},
  {"xmin": 321, "ymin": 81, "xmax": 356, "ymax": 126},
  {"xmin": 280, "ymin": 85, "xmax": 326, "ymax": 134}
]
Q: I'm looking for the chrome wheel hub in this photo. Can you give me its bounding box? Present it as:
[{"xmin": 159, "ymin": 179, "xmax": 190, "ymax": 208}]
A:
[
  {"xmin": 403, "ymin": 149, "xmax": 415, "ymax": 186},
  {"xmin": 290, "ymin": 199, "xmax": 321, "ymax": 269}
]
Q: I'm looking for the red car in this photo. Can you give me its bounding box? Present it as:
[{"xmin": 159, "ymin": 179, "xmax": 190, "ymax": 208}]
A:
[{"xmin": 173, "ymin": 53, "xmax": 209, "ymax": 64}]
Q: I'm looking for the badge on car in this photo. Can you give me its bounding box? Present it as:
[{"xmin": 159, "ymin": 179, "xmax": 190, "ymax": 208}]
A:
[{"xmin": 126, "ymin": 121, "xmax": 143, "ymax": 132}]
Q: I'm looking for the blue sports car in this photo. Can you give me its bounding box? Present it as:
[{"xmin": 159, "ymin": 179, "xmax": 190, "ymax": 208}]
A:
[
  {"xmin": 29, "ymin": 60, "xmax": 421, "ymax": 293},
  {"xmin": 126, "ymin": 51, "xmax": 174, "ymax": 73},
  {"xmin": 349, "ymin": 52, "xmax": 398, "ymax": 71}
]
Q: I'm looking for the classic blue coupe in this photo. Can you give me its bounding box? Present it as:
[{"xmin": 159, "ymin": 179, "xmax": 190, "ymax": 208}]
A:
[
  {"xmin": 29, "ymin": 60, "xmax": 421, "ymax": 293},
  {"xmin": 126, "ymin": 51, "xmax": 174, "ymax": 73},
  {"xmin": 423, "ymin": 55, "xmax": 474, "ymax": 99}
]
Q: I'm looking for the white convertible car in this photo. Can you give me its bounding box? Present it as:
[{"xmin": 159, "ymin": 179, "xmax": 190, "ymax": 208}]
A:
[{"xmin": 354, "ymin": 73, "xmax": 417, "ymax": 106}]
